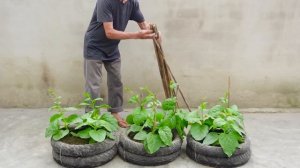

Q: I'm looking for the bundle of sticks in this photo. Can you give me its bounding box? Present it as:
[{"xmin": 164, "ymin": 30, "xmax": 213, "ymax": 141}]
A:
[{"xmin": 150, "ymin": 24, "xmax": 191, "ymax": 112}]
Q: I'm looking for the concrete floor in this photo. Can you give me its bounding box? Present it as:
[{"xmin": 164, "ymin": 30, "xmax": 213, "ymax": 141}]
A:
[{"xmin": 0, "ymin": 109, "xmax": 299, "ymax": 168}]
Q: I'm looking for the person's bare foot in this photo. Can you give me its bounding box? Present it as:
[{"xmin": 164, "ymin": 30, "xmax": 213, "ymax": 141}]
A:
[{"xmin": 111, "ymin": 112, "xmax": 128, "ymax": 128}]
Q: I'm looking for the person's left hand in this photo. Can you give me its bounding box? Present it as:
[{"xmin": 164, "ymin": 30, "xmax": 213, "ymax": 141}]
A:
[{"xmin": 120, "ymin": 0, "xmax": 128, "ymax": 4}]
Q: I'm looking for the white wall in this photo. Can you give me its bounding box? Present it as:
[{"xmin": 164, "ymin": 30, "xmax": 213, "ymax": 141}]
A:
[{"xmin": 1, "ymin": 0, "xmax": 300, "ymax": 108}]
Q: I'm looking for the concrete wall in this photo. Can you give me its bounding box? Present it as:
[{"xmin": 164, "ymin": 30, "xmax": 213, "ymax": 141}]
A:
[{"xmin": 1, "ymin": 0, "xmax": 300, "ymax": 108}]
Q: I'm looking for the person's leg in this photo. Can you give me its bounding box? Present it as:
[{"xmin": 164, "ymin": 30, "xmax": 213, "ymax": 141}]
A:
[
  {"xmin": 84, "ymin": 58, "xmax": 103, "ymax": 112},
  {"xmin": 104, "ymin": 58, "xmax": 128, "ymax": 128}
]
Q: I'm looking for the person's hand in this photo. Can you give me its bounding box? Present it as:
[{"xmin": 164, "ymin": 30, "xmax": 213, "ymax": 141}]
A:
[
  {"xmin": 120, "ymin": 0, "xmax": 128, "ymax": 4},
  {"xmin": 137, "ymin": 30, "xmax": 156, "ymax": 39}
]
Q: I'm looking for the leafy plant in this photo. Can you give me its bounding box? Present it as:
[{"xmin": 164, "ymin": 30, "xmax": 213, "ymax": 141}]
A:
[
  {"xmin": 126, "ymin": 86, "xmax": 188, "ymax": 154},
  {"xmin": 184, "ymin": 93, "xmax": 246, "ymax": 157},
  {"xmin": 45, "ymin": 90, "xmax": 80, "ymax": 141},
  {"xmin": 45, "ymin": 91, "xmax": 118, "ymax": 144}
]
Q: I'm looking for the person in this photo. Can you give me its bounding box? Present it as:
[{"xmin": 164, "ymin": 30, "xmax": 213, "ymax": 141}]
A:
[{"xmin": 83, "ymin": 0, "xmax": 158, "ymax": 128}]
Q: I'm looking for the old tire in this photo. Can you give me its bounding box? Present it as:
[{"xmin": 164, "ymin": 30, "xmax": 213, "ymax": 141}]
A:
[
  {"xmin": 51, "ymin": 138, "xmax": 116, "ymax": 157},
  {"xmin": 118, "ymin": 143, "xmax": 181, "ymax": 166},
  {"xmin": 119, "ymin": 132, "xmax": 182, "ymax": 157},
  {"xmin": 186, "ymin": 134, "xmax": 251, "ymax": 167},
  {"xmin": 118, "ymin": 132, "xmax": 182, "ymax": 166},
  {"xmin": 53, "ymin": 145, "xmax": 117, "ymax": 168}
]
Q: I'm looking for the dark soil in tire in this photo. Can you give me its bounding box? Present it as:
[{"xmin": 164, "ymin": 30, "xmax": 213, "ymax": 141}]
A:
[
  {"xmin": 53, "ymin": 145, "xmax": 117, "ymax": 168},
  {"xmin": 186, "ymin": 134, "xmax": 251, "ymax": 167}
]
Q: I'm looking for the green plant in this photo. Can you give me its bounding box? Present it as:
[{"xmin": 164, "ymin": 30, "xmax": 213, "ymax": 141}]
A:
[
  {"xmin": 45, "ymin": 91, "xmax": 118, "ymax": 144},
  {"xmin": 126, "ymin": 86, "xmax": 187, "ymax": 154},
  {"xmin": 184, "ymin": 93, "xmax": 246, "ymax": 157},
  {"xmin": 45, "ymin": 90, "xmax": 81, "ymax": 141}
]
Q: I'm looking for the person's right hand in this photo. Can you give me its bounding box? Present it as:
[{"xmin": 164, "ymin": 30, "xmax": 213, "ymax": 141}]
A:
[{"xmin": 137, "ymin": 30, "xmax": 155, "ymax": 39}]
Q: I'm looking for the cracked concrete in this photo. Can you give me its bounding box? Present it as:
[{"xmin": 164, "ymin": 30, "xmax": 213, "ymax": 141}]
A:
[{"xmin": 0, "ymin": 108, "xmax": 299, "ymax": 168}]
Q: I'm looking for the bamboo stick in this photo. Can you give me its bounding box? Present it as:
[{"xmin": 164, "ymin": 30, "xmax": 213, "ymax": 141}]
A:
[{"xmin": 151, "ymin": 24, "xmax": 191, "ymax": 111}]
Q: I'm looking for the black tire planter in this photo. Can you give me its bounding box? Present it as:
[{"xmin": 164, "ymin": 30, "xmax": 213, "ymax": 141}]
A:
[
  {"xmin": 118, "ymin": 133, "xmax": 182, "ymax": 166},
  {"xmin": 186, "ymin": 134, "xmax": 251, "ymax": 167},
  {"xmin": 51, "ymin": 138, "xmax": 117, "ymax": 168}
]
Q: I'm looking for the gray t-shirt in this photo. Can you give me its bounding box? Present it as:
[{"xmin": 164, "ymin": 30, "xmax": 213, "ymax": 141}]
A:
[{"xmin": 84, "ymin": 0, "xmax": 145, "ymax": 61}]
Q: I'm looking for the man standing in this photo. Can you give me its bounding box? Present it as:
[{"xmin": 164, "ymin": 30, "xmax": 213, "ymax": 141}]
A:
[{"xmin": 84, "ymin": 0, "xmax": 156, "ymax": 127}]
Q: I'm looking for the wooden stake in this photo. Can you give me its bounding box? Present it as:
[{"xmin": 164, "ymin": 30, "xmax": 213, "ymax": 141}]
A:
[{"xmin": 151, "ymin": 24, "xmax": 191, "ymax": 111}]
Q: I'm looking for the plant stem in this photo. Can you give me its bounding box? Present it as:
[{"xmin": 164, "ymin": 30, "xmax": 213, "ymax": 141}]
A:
[
  {"xmin": 201, "ymin": 109, "xmax": 204, "ymax": 122},
  {"xmin": 228, "ymin": 76, "xmax": 231, "ymax": 108},
  {"xmin": 152, "ymin": 104, "xmax": 157, "ymax": 133}
]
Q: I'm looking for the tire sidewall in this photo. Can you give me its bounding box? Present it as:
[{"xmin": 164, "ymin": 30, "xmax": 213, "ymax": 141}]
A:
[
  {"xmin": 51, "ymin": 137, "xmax": 117, "ymax": 157},
  {"xmin": 119, "ymin": 131, "xmax": 182, "ymax": 157},
  {"xmin": 186, "ymin": 134, "xmax": 250, "ymax": 158}
]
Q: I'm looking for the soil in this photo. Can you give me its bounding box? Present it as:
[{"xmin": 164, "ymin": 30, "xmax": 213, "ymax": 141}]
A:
[{"xmin": 60, "ymin": 135, "xmax": 89, "ymax": 145}]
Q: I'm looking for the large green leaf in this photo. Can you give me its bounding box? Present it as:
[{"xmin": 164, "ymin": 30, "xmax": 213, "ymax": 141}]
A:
[
  {"xmin": 190, "ymin": 123, "xmax": 209, "ymax": 141},
  {"xmin": 89, "ymin": 129, "xmax": 106, "ymax": 143},
  {"xmin": 209, "ymin": 105, "xmax": 223, "ymax": 117},
  {"xmin": 231, "ymin": 123, "xmax": 245, "ymax": 136},
  {"xmin": 66, "ymin": 114, "xmax": 81, "ymax": 124},
  {"xmin": 161, "ymin": 115, "xmax": 176, "ymax": 129},
  {"xmin": 50, "ymin": 114, "xmax": 63, "ymax": 123},
  {"xmin": 203, "ymin": 132, "xmax": 219, "ymax": 145},
  {"xmin": 52, "ymin": 129, "xmax": 69, "ymax": 141},
  {"xmin": 228, "ymin": 105, "xmax": 242, "ymax": 117},
  {"xmin": 127, "ymin": 124, "xmax": 142, "ymax": 134},
  {"xmin": 204, "ymin": 118, "xmax": 214, "ymax": 127},
  {"xmin": 213, "ymin": 118, "xmax": 226, "ymax": 128},
  {"xmin": 133, "ymin": 108, "xmax": 148, "ymax": 125},
  {"xmin": 45, "ymin": 120, "xmax": 60, "ymax": 138},
  {"xmin": 146, "ymin": 133, "xmax": 165, "ymax": 154},
  {"xmin": 77, "ymin": 127, "xmax": 92, "ymax": 139},
  {"xmin": 133, "ymin": 130, "xmax": 148, "ymax": 141},
  {"xmin": 185, "ymin": 111, "xmax": 201, "ymax": 123},
  {"xmin": 231, "ymin": 130, "xmax": 244, "ymax": 142},
  {"xmin": 81, "ymin": 112, "xmax": 91, "ymax": 119},
  {"xmin": 219, "ymin": 132, "xmax": 239, "ymax": 157},
  {"xmin": 101, "ymin": 113, "xmax": 118, "ymax": 128},
  {"xmin": 94, "ymin": 120, "xmax": 115, "ymax": 132},
  {"xmin": 230, "ymin": 105, "xmax": 239, "ymax": 112},
  {"xmin": 158, "ymin": 126, "xmax": 173, "ymax": 146},
  {"xmin": 75, "ymin": 122, "xmax": 88, "ymax": 130},
  {"xmin": 86, "ymin": 117, "xmax": 96, "ymax": 125},
  {"xmin": 126, "ymin": 114, "xmax": 134, "ymax": 124},
  {"xmin": 228, "ymin": 116, "xmax": 244, "ymax": 128},
  {"xmin": 143, "ymin": 118, "xmax": 153, "ymax": 128}
]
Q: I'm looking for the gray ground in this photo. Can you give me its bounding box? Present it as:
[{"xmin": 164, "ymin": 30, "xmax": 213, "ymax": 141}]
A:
[{"xmin": 0, "ymin": 108, "xmax": 299, "ymax": 168}]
